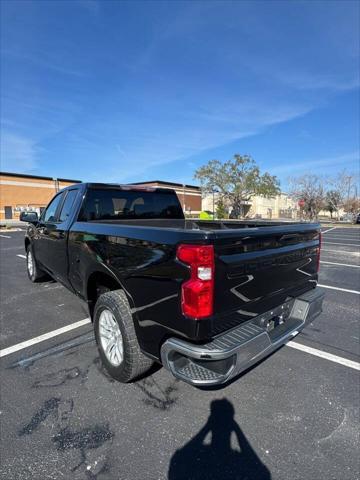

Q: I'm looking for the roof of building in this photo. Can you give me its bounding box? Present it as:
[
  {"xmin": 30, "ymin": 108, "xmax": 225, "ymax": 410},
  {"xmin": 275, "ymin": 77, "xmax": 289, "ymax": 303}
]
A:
[
  {"xmin": 0, "ymin": 172, "xmax": 200, "ymax": 190},
  {"xmin": 0, "ymin": 171, "xmax": 82, "ymax": 183},
  {"xmin": 131, "ymin": 180, "xmax": 200, "ymax": 190}
]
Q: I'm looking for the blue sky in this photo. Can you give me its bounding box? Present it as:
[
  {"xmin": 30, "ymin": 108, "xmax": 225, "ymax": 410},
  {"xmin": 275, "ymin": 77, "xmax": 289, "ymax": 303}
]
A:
[{"xmin": 1, "ymin": 0, "xmax": 359, "ymax": 190}]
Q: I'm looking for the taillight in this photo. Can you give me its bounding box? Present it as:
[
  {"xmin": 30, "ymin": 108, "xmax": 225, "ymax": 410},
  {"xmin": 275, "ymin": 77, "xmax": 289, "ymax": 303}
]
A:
[
  {"xmin": 177, "ymin": 244, "xmax": 214, "ymax": 319},
  {"xmin": 316, "ymin": 232, "xmax": 322, "ymax": 272}
]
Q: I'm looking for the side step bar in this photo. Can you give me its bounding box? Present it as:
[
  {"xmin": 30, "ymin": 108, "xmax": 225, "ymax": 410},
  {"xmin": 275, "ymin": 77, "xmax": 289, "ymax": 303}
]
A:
[{"xmin": 160, "ymin": 287, "xmax": 325, "ymax": 386}]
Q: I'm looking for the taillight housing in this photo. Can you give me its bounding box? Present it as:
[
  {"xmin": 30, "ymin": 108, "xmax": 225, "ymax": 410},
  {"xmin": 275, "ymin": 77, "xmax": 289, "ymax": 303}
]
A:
[
  {"xmin": 177, "ymin": 244, "xmax": 214, "ymax": 319},
  {"xmin": 316, "ymin": 232, "xmax": 322, "ymax": 272}
]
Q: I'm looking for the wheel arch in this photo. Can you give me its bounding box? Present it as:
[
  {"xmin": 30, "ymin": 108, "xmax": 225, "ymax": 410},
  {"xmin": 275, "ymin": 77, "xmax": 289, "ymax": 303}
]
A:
[{"xmin": 86, "ymin": 270, "xmax": 131, "ymax": 319}]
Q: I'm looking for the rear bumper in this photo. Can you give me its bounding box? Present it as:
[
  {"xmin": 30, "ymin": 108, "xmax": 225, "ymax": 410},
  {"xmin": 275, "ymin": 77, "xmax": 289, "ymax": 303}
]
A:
[{"xmin": 161, "ymin": 287, "xmax": 325, "ymax": 386}]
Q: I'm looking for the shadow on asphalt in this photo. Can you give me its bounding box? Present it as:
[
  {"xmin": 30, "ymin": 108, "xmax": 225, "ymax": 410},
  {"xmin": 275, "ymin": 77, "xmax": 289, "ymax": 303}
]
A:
[{"xmin": 168, "ymin": 398, "xmax": 271, "ymax": 480}]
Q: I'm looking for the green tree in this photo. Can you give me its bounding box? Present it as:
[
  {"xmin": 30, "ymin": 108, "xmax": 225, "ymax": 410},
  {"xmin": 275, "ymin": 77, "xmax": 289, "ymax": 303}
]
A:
[
  {"xmin": 194, "ymin": 154, "xmax": 280, "ymax": 218},
  {"xmin": 215, "ymin": 198, "xmax": 228, "ymax": 219}
]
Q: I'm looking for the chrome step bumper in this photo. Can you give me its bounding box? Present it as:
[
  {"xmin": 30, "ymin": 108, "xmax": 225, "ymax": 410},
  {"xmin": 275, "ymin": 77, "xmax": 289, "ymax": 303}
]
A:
[{"xmin": 161, "ymin": 287, "xmax": 325, "ymax": 386}]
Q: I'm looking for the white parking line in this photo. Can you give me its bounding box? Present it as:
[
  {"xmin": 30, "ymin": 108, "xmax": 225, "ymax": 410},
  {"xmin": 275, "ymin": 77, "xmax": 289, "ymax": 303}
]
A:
[
  {"xmin": 322, "ymin": 227, "xmax": 336, "ymax": 234},
  {"xmin": 324, "ymin": 239, "xmax": 360, "ymax": 243},
  {"xmin": 318, "ymin": 284, "xmax": 360, "ymax": 295},
  {"xmin": 0, "ymin": 318, "xmax": 91, "ymax": 358},
  {"xmin": 324, "ymin": 233, "xmax": 360, "ymax": 240},
  {"xmin": 0, "ymin": 314, "xmax": 357, "ymax": 373},
  {"xmin": 320, "ymin": 261, "xmax": 360, "ymax": 268},
  {"xmin": 322, "ymin": 241, "xmax": 360, "ymax": 246},
  {"xmin": 327, "ymin": 236, "xmax": 360, "ymax": 239},
  {"xmin": 324, "ymin": 231, "xmax": 360, "ymax": 235},
  {"xmin": 16, "ymin": 254, "xmax": 26, "ymax": 259},
  {"xmin": 322, "ymin": 248, "xmax": 360, "ymax": 255},
  {"xmin": 0, "ymin": 234, "xmax": 11, "ymax": 238},
  {"xmin": 324, "ymin": 235, "xmax": 360, "ymax": 240},
  {"xmin": 287, "ymin": 342, "xmax": 360, "ymax": 371}
]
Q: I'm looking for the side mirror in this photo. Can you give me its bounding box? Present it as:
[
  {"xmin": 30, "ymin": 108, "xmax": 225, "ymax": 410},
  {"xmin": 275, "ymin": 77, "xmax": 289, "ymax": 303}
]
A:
[{"xmin": 20, "ymin": 211, "xmax": 39, "ymax": 223}]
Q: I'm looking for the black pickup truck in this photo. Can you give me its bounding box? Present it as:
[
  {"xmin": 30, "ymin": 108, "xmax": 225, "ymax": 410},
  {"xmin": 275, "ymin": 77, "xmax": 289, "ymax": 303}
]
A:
[{"xmin": 20, "ymin": 183, "xmax": 324, "ymax": 386}]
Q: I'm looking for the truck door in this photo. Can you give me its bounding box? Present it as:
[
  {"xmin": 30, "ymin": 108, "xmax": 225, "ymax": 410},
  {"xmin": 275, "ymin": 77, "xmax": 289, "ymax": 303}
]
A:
[
  {"xmin": 34, "ymin": 191, "xmax": 65, "ymax": 269},
  {"xmin": 43, "ymin": 188, "xmax": 80, "ymax": 288}
]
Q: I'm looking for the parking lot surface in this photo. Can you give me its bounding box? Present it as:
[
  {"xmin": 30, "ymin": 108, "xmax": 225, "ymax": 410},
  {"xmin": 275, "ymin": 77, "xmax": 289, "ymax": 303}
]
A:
[{"xmin": 0, "ymin": 227, "xmax": 359, "ymax": 480}]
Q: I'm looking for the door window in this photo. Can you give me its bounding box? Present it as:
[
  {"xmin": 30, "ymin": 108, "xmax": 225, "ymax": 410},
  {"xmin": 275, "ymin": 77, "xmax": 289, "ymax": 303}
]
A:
[
  {"xmin": 42, "ymin": 193, "xmax": 64, "ymax": 223},
  {"xmin": 59, "ymin": 189, "xmax": 78, "ymax": 222}
]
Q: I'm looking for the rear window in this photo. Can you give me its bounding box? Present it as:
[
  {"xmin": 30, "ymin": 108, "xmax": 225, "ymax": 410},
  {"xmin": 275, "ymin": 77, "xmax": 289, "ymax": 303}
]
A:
[{"xmin": 79, "ymin": 188, "xmax": 184, "ymax": 221}]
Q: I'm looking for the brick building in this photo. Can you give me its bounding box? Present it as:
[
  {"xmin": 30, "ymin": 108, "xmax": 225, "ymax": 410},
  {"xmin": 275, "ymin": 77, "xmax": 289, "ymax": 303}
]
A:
[
  {"xmin": 0, "ymin": 174, "xmax": 202, "ymax": 220},
  {"xmin": 0, "ymin": 172, "xmax": 81, "ymax": 220},
  {"xmin": 132, "ymin": 180, "xmax": 202, "ymax": 215}
]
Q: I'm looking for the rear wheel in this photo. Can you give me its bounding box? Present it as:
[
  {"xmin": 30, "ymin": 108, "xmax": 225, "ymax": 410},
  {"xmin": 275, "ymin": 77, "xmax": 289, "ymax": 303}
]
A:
[
  {"xmin": 94, "ymin": 289, "xmax": 153, "ymax": 382},
  {"xmin": 26, "ymin": 245, "xmax": 46, "ymax": 282}
]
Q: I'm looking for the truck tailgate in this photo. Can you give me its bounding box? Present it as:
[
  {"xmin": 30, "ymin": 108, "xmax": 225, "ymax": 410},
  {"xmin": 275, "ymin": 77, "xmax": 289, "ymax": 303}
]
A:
[{"xmin": 211, "ymin": 224, "xmax": 321, "ymax": 335}]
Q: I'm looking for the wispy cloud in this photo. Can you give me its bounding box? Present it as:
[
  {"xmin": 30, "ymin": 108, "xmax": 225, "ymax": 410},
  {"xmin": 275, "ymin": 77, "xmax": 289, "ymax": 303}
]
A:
[
  {"xmin": 270, "ymin": 71, "xmax": 360, "ymax": 92},
  {"xmin": 103, "ymin": 100, "xmax": 314, "ymax": 182},
  {"xmin": 1, "ymin": 49, "xmax": 85, "ymax": 77},
  {"xmin": 271, "ymin": 151, "xmax": 360, "ymax": 175},
  {"xmin": 76, "ymin": 0, "xmax": 100, "ymax": 16},
  {"xmin": 0, "ymin": 132, "xmax": 40, "ymax": 172}
]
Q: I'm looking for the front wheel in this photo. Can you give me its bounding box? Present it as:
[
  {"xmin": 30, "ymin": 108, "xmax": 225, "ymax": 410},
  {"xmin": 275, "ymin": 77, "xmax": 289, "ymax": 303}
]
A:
[
  {"xmin": 26, "ymin": 246, "xmax": 46, "ymax": 282},
  {"xmin": 94, "ymin": 289, "xmax": 153, "ymax": 382}
]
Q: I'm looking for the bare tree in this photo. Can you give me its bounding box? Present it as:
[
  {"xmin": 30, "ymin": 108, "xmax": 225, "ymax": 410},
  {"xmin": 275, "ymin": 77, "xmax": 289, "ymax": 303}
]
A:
[
  {"xmin": 289, "ymin": 170, "xmax": 359, "ymax": 221},
  {"xmin": 328, "ymin": 170, "xmax": 359, "ymax": 212},
  {"xmin": 289, "ymin": 174, "xmax": 326, "ymax": 220},
  {"xmin": 326, "ymin": 170, "xmax": 360, "ymax": 219},
  {"xmin": 343, "ymin": 197, "xmax": 360, "ymax": 216}
]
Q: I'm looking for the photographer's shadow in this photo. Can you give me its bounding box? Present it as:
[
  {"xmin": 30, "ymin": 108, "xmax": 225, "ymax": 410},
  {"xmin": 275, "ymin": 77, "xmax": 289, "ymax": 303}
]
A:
[{"xmin": 168, "ymin": 398, "xmax": 271, "ymax": 480}]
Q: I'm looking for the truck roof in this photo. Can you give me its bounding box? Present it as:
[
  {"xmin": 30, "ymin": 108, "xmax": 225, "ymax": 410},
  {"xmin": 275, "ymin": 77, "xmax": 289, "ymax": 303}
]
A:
[{"xmin": 61, "ymin": 182, "xmax": 177, "ymax": 194}]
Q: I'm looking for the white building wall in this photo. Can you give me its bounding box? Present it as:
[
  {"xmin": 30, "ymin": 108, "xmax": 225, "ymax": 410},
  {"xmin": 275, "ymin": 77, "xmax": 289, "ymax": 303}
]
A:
[{"xmin": 202, "ymin": 192, "xmax": 298, "ymax": 219}]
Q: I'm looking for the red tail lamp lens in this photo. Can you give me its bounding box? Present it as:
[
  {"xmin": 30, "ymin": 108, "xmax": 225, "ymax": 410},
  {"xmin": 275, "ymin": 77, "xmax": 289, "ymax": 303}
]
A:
[{"xmin": 177, "ymin": 244, "xmax": 214, "ymax": 319}]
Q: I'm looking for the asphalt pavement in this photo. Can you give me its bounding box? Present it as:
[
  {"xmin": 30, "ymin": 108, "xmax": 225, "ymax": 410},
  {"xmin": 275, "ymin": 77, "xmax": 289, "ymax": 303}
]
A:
[{"xmin": 0, "ymin": 227, "xmax": 359, "ymax": 480}]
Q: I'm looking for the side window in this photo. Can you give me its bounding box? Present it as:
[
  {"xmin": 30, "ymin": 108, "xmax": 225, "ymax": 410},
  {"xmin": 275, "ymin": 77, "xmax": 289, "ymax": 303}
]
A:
[
  {"xmin": 42, "ymin": 193, "xmax": 64, "ymax": 223},
  {"xmin": 59, "ymin": 189, "xmax": 78, "ymax": 222}
]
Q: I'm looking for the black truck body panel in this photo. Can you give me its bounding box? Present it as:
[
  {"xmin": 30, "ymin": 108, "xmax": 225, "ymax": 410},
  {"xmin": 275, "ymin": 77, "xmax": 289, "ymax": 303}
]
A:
[{"xmin": 25, "ymin": 183, "xmax": 322, "ymax": 364}]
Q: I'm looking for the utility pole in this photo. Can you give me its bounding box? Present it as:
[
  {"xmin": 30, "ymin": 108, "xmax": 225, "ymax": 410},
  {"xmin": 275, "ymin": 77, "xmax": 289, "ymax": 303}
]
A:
[
  {"xmin": 347, "ymin": 176, "xmax": 351, "ymax": 201},
  {"xmin": 212, "ymin": 189, "xmax": 215, "ymax": 219}
]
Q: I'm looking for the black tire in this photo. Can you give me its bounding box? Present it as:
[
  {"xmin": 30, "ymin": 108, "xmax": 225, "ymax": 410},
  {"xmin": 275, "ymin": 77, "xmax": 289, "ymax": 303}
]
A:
[
  {"xmin": 94, "ymin": 289, "xmax": 153, "ymax": 382},
  {"xmin": 26, "ymin": 245, "xmax": 46, "ymax": 282}
]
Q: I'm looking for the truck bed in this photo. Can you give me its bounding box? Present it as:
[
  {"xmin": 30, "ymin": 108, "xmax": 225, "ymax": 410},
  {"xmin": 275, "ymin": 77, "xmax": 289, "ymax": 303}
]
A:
[{"xmin": 87, "ymin": 217, "xmax": 313, "ymax": 231}]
